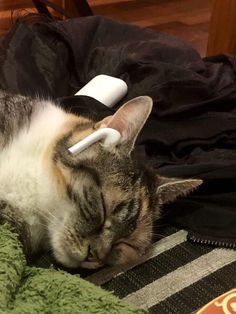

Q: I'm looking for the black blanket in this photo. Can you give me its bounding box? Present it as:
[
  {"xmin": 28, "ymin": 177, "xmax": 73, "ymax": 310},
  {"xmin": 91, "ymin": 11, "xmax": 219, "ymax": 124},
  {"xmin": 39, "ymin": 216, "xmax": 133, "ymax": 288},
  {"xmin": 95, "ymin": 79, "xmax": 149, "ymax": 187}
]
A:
[{"xmin": 0, "ymin": 15, "xmax": 236, "ymax": 247}]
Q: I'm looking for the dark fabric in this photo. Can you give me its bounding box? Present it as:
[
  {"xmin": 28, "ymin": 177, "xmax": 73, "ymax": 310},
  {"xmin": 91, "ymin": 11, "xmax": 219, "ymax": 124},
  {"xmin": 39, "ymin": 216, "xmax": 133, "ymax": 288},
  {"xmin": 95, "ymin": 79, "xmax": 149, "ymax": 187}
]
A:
[
  {"xmin": 0, "ymin": 15, "xmax": 236, "ymax": 246},
  {"xmin": 58, "ymin": 95, "xmax": 113, "ymax": 120}
]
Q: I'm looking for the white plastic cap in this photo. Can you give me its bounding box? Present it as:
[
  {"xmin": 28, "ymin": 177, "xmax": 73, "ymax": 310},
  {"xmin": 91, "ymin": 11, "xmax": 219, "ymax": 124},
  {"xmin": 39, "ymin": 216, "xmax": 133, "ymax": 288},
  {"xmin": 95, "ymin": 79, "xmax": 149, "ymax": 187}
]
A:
[{"xmin": 75, "ymin": 74, "xmax": 128, "ymax": 108}]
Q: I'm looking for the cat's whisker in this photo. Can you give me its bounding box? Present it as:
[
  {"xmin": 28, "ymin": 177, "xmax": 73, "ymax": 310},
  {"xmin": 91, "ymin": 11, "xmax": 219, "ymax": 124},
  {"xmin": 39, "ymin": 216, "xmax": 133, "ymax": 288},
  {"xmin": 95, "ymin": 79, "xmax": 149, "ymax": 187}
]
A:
[
  {"xmin": 36, "ymin": 222, "xmax": 49, "ymax": 229},
  {"xmin": 150, "ymin": 232, "xmax": 166, "ymax": 239},
  {"xmin": 44, "ymin": 210, "xmax": 61, "ymax": 223},
  {"xmin": 31, "ymin": 208, "xmax": 61, "ymax": 227},
  {"xmin": 41, "ymin": 209, "xmax": 62, "ymax": 225},
  {"xmin": 31, "ymin": 209, "xmax": 55, "ymax": 225}
]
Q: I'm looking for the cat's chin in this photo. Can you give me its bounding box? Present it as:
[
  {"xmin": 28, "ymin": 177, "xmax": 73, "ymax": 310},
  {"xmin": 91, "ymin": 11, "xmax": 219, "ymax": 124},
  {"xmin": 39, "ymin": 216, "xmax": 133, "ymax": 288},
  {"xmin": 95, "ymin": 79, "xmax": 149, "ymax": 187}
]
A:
[
  {"xmin": 54, "ymin": 253, "xmax": 104, "ymax": 269},
  {"xmin": 80, "ymin": 261, "xmax": 104, "ymax": 269},
  {"xmin": 52, "ymin": 245, "xmax": 104, "ymax": 269},
  {"xmin": 53, "ymin": 250, "xmax": 81, "ymax": 268},
  {"xmin": 51, "ymin": 243, "xmax": 86, "ymax": 268}
]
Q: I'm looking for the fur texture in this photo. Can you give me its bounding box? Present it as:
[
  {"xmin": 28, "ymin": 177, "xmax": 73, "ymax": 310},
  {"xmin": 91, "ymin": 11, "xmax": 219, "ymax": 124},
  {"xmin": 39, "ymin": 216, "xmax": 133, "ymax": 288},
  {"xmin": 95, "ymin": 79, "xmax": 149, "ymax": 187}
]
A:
[{"xmin": 0, "ymin": 92, "xmax": 202, "ymax": 269}]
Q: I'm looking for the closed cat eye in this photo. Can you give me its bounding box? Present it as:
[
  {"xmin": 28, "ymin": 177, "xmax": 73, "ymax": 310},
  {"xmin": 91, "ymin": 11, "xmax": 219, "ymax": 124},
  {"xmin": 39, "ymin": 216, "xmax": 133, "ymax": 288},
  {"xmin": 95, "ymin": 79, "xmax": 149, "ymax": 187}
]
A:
[
  {"xmin": 86, "ymin": 193, "xmax": 107, "ymax": 235},
  {"xmin": 100, "ymin": 193, "xmax": 107, "ymax": 226},
  {"xmin": 113, "ymin": 199, "xmax": 135, "ymax": 215},
  {"xmin": 113, "ymin": 201, "xmax": 127, "ymax": 214}
]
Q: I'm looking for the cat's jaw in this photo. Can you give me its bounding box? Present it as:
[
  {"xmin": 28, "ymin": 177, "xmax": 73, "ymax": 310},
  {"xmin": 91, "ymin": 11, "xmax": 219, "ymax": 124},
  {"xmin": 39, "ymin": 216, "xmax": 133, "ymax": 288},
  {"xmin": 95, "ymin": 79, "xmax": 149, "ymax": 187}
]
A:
[{"xmin": 25, "ymin": 213, "xmax": 48, "ymax": 253}]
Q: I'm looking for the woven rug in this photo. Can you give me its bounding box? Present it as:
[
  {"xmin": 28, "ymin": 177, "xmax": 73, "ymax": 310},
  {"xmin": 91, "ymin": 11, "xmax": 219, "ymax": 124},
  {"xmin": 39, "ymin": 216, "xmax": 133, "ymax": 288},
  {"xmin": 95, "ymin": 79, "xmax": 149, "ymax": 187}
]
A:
[
  {"xmin": 82, "ymin": 227, "xmax": 236, "ymax": 313},
  {"xmin": 31, "ymin": 226, "xmax": 236, "ymax": 313}
]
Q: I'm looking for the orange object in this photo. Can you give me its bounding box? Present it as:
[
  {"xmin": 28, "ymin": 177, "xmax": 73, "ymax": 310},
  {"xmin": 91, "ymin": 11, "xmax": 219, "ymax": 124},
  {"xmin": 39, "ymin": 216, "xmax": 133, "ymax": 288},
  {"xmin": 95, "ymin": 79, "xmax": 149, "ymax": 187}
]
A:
[{"xmin": 196, "ymin": 289, "xmax": 236, "ymax": 314}]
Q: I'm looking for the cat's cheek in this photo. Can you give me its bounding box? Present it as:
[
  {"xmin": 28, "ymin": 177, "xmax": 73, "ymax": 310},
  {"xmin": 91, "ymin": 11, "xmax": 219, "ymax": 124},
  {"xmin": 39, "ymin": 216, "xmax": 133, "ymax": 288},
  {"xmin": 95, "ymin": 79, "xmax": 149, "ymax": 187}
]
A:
[
  {"xmin": 48, "ymin": 228, "xmax": 80, "ymax": 268},
  {"xmin": 53, "ymin": 247, "xmax": 80, "ymax": 268},
  {"xmin": 52, "ymin": 240, "xmax": 88, "ymax": 268},
  {"xmin": 107, "ymin": 243, "xmax": 140, "ymax": 266}
]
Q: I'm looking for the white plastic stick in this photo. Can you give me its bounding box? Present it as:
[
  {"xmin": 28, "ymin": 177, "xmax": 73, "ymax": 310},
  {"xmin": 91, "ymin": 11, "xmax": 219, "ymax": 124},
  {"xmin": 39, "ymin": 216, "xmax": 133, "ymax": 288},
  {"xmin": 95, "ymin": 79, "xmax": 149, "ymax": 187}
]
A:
[{"xmin": 68, "ymin": 128, "xmax": 121, "ymax": 155}]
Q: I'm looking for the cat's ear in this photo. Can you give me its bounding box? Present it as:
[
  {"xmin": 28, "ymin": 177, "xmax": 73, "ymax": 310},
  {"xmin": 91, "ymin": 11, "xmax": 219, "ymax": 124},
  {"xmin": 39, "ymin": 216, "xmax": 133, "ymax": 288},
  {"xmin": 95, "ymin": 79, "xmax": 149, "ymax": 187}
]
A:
[
  {"xmin": 156, "ymin": 176, "xmax": 203, "ymax": 205},
  {"xmin": 95, "ymin": 96, "xmax": 153, "ymax": 153}
]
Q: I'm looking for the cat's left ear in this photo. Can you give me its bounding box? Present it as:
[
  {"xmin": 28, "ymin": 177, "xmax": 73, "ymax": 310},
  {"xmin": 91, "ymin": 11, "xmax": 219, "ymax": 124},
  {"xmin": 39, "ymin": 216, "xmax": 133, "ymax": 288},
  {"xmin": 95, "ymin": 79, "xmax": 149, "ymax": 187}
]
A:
[
  {"xmin": 95, "ymin": 96, "xmax": 153, "ymax": 153},
  {"xmin": 156, "ymin": 176, "xmax": 203, "ymax": 205}
]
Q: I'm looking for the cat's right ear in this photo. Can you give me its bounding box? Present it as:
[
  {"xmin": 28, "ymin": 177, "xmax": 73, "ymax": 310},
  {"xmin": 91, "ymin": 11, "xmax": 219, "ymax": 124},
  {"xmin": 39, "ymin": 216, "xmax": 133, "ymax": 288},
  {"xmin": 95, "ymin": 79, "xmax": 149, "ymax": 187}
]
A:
[
  {"xmin": 95, "ymin": 96, "xmax": 153, "ymax": 154},
  {"xmin": 156, "ymin": 176, "xmax": 203, "ymax": 205}
]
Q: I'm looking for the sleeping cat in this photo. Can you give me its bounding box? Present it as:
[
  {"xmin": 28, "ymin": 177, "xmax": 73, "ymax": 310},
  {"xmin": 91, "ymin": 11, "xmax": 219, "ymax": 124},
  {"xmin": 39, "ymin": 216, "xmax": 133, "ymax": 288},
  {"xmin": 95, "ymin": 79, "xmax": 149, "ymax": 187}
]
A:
[{"xmin": 0, "ymin": 92, "xmax": 202, "ymax": 269}]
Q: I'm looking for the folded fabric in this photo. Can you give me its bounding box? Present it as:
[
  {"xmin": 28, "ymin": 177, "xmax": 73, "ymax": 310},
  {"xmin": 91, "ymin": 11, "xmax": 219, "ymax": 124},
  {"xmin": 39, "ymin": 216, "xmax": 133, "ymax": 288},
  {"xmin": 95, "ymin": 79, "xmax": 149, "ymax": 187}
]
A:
[{"xmin": 0, "ymin": 224, "xmax": 145, "ymax": 314}]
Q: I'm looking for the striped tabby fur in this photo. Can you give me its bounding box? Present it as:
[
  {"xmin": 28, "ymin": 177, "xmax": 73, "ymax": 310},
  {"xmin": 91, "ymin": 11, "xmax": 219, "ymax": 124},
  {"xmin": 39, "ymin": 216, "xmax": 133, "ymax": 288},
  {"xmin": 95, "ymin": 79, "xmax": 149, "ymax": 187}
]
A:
[{"xmin": 0, "ymin": 92, "xmax": 201, "ymax": 269}]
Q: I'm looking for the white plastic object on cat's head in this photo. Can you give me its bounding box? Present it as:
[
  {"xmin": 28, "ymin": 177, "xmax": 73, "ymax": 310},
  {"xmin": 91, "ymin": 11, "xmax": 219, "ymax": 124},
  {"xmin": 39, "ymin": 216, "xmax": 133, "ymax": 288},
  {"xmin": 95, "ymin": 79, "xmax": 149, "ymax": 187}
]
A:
[
  {"xmin": 68, "ymin": 128, "xmax": 121, "ymax": 155},
  {"xmin": 74, "ymin": 74, "xmax": 128, "ymax": 108}
]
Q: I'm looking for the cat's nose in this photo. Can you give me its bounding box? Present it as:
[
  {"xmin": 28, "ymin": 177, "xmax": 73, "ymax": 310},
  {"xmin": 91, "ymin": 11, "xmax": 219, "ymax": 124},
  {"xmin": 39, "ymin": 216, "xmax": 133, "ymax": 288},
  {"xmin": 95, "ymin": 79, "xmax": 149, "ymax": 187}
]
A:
[
  {"xmin": 87, "ymin": 245, "xmax": 99, "ymax": 261},
  {"xmin": 87, "ymin": 244, "xmax": 110, "ymax": 262}
]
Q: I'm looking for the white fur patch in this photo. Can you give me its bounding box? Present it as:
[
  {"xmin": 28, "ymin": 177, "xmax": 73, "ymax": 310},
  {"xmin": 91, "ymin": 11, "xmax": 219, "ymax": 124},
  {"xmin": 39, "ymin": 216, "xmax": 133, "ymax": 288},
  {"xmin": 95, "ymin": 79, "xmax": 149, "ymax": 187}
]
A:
[{"xmin": 0, "ymin": 101, "xmax": 68, "ymax": 249}]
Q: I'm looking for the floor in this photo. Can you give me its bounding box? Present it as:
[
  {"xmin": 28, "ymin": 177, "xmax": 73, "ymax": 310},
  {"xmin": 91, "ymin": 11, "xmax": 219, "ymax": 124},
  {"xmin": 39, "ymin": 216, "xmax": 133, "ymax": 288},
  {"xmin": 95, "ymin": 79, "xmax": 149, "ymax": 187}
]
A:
[
  {"xmin": 92, "ymin": 0, "xmax": 213, "ymax": 56},
  {"xmin": 0, "ymin": 0, "xmax": 213, "ymax": 57}
]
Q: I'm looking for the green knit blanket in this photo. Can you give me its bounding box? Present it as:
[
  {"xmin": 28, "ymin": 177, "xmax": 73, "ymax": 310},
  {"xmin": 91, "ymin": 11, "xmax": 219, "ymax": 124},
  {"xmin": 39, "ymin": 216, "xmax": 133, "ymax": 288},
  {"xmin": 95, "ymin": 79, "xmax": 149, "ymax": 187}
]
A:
[{"xmin": 0, "ymin": 224, "xmax": 145, "ymax": 314}]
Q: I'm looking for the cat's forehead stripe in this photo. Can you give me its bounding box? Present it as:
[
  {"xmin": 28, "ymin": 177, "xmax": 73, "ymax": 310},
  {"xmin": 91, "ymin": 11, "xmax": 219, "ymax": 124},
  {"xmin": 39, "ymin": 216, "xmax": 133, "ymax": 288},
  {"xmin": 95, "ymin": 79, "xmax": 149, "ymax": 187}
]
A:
[{"xmin": 74, "ymin": 164, "xmax": 101, "ymax": 186}]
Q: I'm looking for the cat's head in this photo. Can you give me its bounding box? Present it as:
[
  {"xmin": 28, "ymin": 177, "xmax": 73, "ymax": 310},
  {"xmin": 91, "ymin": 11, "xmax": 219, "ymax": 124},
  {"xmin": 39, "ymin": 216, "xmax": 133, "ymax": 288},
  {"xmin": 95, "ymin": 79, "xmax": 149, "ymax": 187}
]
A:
[{"xmin": 48, "ymin": 96, "xmax": 202, "ymax": 269}]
